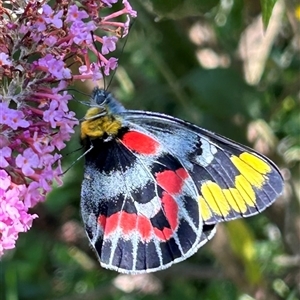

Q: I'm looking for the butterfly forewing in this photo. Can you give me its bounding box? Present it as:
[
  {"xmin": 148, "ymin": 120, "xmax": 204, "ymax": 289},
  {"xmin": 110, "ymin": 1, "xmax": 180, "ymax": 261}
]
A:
[{"xmin": 122, "ymin": 111, "xmax": 283, "ymax": 225}]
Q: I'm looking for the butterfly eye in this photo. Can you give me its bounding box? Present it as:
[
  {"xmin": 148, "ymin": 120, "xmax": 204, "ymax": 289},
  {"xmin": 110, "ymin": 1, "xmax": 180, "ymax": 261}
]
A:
[{"xmin": 91, "ymin": 87, "xmax": 109, "ymax": 106}]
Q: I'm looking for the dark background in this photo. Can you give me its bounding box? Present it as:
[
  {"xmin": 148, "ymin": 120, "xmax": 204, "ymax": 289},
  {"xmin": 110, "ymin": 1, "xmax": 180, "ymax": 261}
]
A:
[{"xmin": 1, "ymin": 0, "xmax": 299, "ymax": 299}]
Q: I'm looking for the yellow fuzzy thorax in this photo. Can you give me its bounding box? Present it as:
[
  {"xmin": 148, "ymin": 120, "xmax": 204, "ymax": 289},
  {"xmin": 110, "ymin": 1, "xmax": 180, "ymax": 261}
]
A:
[{"xmin": 81, "ymin": 107, "xmax": 122, "ymax": 140}]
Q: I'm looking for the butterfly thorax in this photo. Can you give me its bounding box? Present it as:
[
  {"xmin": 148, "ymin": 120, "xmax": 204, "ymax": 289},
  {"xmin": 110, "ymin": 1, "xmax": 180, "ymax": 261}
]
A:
[
  {"xmin": 80, "ymin": 109, "xmax": 122, "ymax": 142},
  {"xmin": 80, "ymin": 88, "xmax": 125, "ymax": 142}
]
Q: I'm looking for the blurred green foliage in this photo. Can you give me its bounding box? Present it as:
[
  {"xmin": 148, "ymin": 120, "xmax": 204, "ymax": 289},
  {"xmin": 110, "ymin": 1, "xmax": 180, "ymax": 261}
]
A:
[{"xmin": 1, "ymin": 0, "xmax": 299, "ymax": 299}]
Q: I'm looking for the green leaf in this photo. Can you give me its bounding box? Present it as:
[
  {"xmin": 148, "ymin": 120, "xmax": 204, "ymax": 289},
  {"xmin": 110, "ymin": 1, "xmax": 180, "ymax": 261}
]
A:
[
  {"xmin": 143, "ymin": 0, "xmax": 219, "ymax": 19},
  {"xmin": 260, "ymin": 0, "xmax": 277, "ymax": 29},
  {"xmin": 226, "ymin": 220, "xmax": 263, "ymax": 284}
]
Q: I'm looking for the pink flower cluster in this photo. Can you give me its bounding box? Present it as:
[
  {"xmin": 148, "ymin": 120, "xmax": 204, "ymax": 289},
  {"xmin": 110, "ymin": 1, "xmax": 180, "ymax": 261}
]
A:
[{"xmin": 0, "ymin": 0, "xmax": 136, "ymax": 256}]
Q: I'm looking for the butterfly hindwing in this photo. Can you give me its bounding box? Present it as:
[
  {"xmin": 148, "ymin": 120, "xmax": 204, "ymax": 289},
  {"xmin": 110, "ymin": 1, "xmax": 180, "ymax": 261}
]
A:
[{"xmin": 81, "ymin": 129, "xmax": 203, "ymax": 274}]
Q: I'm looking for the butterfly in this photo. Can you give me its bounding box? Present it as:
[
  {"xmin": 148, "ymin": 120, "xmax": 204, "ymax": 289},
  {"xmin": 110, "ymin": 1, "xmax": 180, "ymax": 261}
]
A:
[{"xmin": 80, "ymin": 87, "xmax": 283, "ymax": 274}]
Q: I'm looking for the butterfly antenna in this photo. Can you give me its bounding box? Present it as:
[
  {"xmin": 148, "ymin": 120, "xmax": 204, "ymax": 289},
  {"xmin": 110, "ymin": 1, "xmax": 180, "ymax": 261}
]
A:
[
  {"xmin": 106, "ymin": 20, "xmax": 135, "ymax": 91},
  {"xmin": 91, "ymin": 31, "xmax": 106, "ymax": 89},
  {"xmin": 67, "ymin": 88, "xmax": 91, "ymax": 97},
  {"xmin": 61, "ymin": 145, "xmax": 94, "ymax": 176},
  {"xmin": 62, "ymin": 88, "xmax": 92, "ymax": 107}
]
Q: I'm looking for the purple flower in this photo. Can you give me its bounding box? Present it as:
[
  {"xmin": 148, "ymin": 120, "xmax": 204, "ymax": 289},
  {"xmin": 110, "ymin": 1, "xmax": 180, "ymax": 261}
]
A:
[
  {"xmin": 0, "ymin": 0, "xmax": 137, "ymax": 258},
  {"xmin": 104, "ymin": 57, "xmax": 118, "ymax": 75},
  {"xmin": 79, "ymin": 63, "xmax": 103, "ymax": 81},
  {"xmin": 42, "ymin": 4, "xmax": 63, "ymax": 29},
  {"xmin": 44, "ymin": 35, "xmax": 58, "ymax": 46},
  {"xmin": 123, "ymin": 0, "xmax": 137, "ymax": 17},
  {"xmin": 102, "ymin": 0, "xmax": 118, "ymax": 8},
  {"xmin": 0, "ymin": 170, "xmax": 10, "ymax": 190},
  {"xmin": 0, "ymin": 170, "xmax": 38, "ymax": 256},
  {"xmin": 0, "ymin": 52, "xmax": 12, "ymax": 66},
  {"xmin": 16, "ymin": 148, "xmax": 40, "ymax": 176},
  {"xmin": 70, "ymin": 20, "xmax": 96, "ymax": 45},
  {"xmin": 66, "ymin": 5, "xmax": 89, "ymax": 22},
  {"xmin": 37, "ymin": 54, "xmax": 72, "ymax": 79},
  {"xmin": 0, "ymin": 147, "xmax": 12, "ymax": 168},
  {"xmin": 0, "ymin": 104, "xmax": 30, "ymax": 130},
  {"xmin": 102, "ymin": 36, "xmax": 118, "ymax": 55}
]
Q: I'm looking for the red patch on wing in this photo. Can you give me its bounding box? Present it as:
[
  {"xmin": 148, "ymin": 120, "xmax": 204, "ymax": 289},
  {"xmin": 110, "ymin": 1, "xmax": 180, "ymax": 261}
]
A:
[
  {"xmin": 156, "ymin": 168, "xmax": 188, "ymax": 194},
  {"xmin": 153, "ymin": 193, "xmax": 179, "ymax": 241},
  {"xmin": 98, "ymin": 215, "xmax": 107, "ymax": 229},
  {"xmin": 98, "ymin": 214, "xmax": 118, "ymax": 235},
  {"xmin": 120, "ymin": 212, "xmax": 136, "ymax": 234},
  {"xmin": 121, "ymin": 131, "xmax": 159, "ymax": 155},
  {"xmin": 98, "ymin": 211, "xmax": 152, "ymax": 241},
  {"xmin": 154, "ymin": 227, "xmax": 173, "ymax": 241},
  {"xmin": 137, "ymin": 215, "xmax": 152, "ymax": 241},
  {"xmin": 162, "ymin": 193, "xmax": 178, "ymax": 230},
  {"xmin": 176, "ymin": 168, "xmax": 189, "ymax": 180}
]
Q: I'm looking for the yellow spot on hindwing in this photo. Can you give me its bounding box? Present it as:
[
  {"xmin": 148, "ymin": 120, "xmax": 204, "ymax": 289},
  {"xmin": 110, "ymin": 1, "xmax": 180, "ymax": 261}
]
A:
[
  {"xmin": 240, "ymin": 152, "xmax": 271, "ymax": 174},
  {"xmin": 231, "ymin": 153, "xmax": 270, "ymax": 188},
  {"xmin": 198, "ymin": 152, "xmax": 273, "ymax": 222},
  {"xmin": 235, "ymin": 175, "xmax": 256, "ymax": 206},
  {"xmin": 199, "ymin": 178, "xmax": 256, "ymax": 221},
  {"xmin": 201, "ymin": 181, "xmax": 231, "ymax": 216},
  {"xmin": 81, "ymin": 107, "xmax": 122, "ymax": 140},
  {"xmin": 199, "ymin": 196, "xmax": 212, "ymax": 221},
  {"xmin": 223, "ymin": 188, "xmax": 247, "ymax": 213}
]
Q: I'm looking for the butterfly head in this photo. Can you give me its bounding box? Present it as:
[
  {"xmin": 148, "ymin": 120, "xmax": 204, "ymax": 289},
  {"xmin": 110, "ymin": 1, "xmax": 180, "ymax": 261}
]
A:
[
  {"xmin": 90, "ymin": 87, "xmax": 126, "ymax": 115},
  {"xmin": 80, "ymin": 87, "xmax": 125, "ymax": 142}
]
